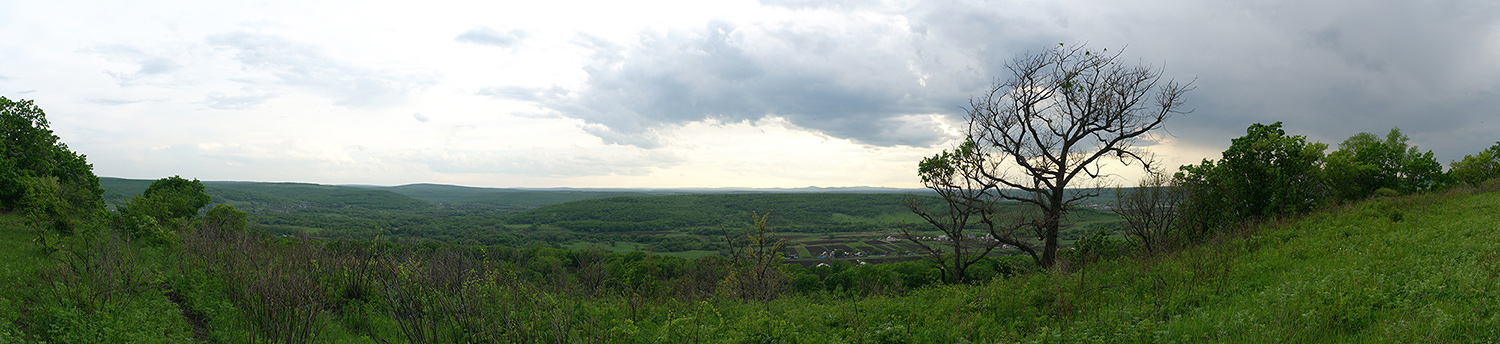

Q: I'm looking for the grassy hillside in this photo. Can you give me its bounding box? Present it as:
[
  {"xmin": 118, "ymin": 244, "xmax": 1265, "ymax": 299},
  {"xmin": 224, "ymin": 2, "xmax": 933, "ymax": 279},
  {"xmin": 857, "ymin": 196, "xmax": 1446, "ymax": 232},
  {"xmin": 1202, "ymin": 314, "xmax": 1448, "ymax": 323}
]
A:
[
  {"xmin": 6, "ymin": 184, "xmax": 1499, "ymax": 341},
  {"xmin": 476, "ymin": 184, "xmax": 1500, "ymax": 342},
  {"xmin": 705, "ymin": 185, "xmax": 1500, "ymax": 341}
]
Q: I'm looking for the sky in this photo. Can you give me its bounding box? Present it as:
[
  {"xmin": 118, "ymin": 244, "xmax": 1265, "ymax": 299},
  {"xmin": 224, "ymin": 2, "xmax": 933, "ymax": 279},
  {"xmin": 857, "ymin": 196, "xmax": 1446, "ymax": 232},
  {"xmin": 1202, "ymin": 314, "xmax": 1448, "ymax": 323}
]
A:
[{"xmin": 2, "ymin": 0, "xmax": 1498, "ymax": 189}]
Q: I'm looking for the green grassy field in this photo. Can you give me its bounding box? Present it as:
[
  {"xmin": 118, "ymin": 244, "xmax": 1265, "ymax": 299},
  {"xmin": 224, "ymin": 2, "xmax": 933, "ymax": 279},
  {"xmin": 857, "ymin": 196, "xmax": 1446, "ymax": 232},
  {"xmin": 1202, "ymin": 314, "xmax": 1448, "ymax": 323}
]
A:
[
  {"xmin": 102, "ymin": 178, "xmax": 1122, "ymax": 258},
  {"xmin": 503, "ymin": 184, "xmax": 1500, "ymax": 342},
  {"xmin": 8, "ymin": 183, "xmax": 1500, "ymax": 341}
]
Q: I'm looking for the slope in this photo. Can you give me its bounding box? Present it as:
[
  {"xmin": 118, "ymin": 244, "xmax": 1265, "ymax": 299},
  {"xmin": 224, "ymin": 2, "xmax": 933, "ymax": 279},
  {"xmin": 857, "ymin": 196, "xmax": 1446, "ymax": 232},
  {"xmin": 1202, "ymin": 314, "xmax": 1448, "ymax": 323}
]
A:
[{"xmin": 538, "ymin": 184, "xmax": 1500, "ymax": 342}]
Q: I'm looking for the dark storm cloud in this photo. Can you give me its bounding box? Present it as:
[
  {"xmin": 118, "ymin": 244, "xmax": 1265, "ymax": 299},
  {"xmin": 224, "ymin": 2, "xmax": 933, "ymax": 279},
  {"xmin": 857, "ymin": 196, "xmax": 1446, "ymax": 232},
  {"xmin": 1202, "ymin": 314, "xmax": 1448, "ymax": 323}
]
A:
[
  {"xmin": 488, "ymin": 19, "xmax": 979, "ymax": 148},
  {"xmin": 455, "ymin": 27, "xmax": 527, "ymax": 48},
  {"xmin": 206, "ymin": 32, "xmax": 434, "ymax": 108},
  {"xmin": 1112, "ymin": 0, "xmax": 1500, "ymax": 163},
  {"xmin": 486, "ymin": 0, "xmax": 1500, "ymax": 161}
]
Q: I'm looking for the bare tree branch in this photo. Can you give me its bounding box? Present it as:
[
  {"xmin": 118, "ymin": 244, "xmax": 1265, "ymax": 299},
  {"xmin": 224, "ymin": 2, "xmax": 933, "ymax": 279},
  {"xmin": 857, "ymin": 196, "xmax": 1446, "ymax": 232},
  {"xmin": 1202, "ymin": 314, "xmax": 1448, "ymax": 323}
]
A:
[{"xmin": 927, "ymin": 43, "xmax": 1192, "ymax": 268}]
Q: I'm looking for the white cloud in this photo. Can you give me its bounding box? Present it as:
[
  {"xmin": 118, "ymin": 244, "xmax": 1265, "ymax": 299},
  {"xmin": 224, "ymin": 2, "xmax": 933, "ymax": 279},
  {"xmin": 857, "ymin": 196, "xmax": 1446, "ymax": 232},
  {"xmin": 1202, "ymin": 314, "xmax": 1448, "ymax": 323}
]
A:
[
  {"xmin": 206, "ymin": 32, "xmax": 437, "ymax": 108},
  {"xmin": 1, "ymin": 0, "xmax": 1497, "ymax": 189},
  {"xmin": 455, "ymin": 27, "xmax": 527, "ymax": 48}
]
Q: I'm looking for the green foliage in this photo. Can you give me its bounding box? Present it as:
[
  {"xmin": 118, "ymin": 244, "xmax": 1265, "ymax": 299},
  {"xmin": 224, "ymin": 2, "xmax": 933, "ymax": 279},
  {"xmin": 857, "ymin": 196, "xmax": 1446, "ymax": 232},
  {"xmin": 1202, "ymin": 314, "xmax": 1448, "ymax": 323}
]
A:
[
  {"xmin": 1176, "ymin": 122, "xmax": 1328, "ymax": 233},
  {"xmin": 1324, "ymin": 127, "xmax": 1445, "ymax": 199},
  {"xmin": 721, "ymin": 212, "xmax": 789, "ymax": 301},
  {"xmin": 113, "ymin": 176, "xmax": 210, "ymax": 242},
  {"xmin": 510, "ymin": 193, "xmax": 924, "ymax": 233},
  {"xmin": 0, "ymin": 97, "xmax": 104, "ymax": 231},
  {"xmin": 376, "ymin": 183, "xmax": 645, "ymax": 211},
  {"xmin": 5, "ymin": 186, "xmax": 1500, "ymax": 342},
  {"xmin": 131, "ymin": 176, "xmax": 211, "ymax": 220},
  {"xmin": 203, "ymin": 204, "xmax": 248, "ymax": 233},
  {"xmin": 101, "ymin": 178, "xmax": 522, "ymax": 244},
  {"xmin": 1448, "ymin": 141, "xmax": 1500, "ymax": 186},
  {"xmin": 1071, "ymin": 229, "xmax": 1123, "ymax": 265}
]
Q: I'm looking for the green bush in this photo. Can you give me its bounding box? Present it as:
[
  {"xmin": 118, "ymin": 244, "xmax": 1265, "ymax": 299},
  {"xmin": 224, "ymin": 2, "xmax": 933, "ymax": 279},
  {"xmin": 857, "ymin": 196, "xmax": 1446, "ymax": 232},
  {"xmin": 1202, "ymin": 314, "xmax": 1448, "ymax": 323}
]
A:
[
  {"xmin": 1448, "ymin": 141, "xmax": 1500, "ymax": 186},
  {"xmin": 1176, "ymin": 122, "xmax": 1328, "ymax": 235}
]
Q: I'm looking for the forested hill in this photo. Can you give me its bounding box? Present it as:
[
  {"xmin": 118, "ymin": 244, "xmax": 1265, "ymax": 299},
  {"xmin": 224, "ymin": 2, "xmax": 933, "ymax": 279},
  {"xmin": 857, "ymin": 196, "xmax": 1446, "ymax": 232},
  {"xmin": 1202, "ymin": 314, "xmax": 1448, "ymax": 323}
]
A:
[
  {"xmin": 508, "ymin": 193, "xmax": 926, "ymax": 233},
  {"xmin": 365, "ymin": 183, "xmax": 651, "ymax": 211},
  {"xmin": 507, "ymin": 193, "xmax": 1121, "ymax": 234},
  {"xmin": 101, "ymin": 178, "xmax": 429, "ymax": 211},
  {"xmin": 97, "ymin": 178, "xmax": 998, "ymax": 244},
  {"xmin": 100, "ymin": 177, "xmax": 645, "ymax": 211}
]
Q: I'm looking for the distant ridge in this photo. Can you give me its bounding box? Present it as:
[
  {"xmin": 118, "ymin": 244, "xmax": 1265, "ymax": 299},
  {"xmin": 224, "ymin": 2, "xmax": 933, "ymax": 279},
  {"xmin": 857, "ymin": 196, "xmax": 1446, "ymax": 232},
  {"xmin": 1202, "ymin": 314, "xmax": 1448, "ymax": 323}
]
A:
[{"xmin": 500, "ymin": 186, "xmax": 927, "ymax": 194}]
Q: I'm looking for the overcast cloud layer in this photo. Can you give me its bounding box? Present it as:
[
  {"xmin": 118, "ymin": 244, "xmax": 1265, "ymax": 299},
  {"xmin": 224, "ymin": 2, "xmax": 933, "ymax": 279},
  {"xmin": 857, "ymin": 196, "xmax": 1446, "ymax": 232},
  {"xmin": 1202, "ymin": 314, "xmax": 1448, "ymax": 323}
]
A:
[{"xmin": 1, "ymin": 0, "xmax": 1497, "ymax": 188}]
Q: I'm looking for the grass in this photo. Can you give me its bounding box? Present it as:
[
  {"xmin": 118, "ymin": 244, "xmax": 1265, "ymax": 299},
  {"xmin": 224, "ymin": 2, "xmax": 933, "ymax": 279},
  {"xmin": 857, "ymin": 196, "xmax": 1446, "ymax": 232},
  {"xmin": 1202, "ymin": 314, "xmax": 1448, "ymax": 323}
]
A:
[
  {"xmin": 973, "ymin": 186, "xmax": 1500, "ymax": 341},
  {"xmin": 543, "ymin": 186, "xmax": 1500, "ymax": 342},
  {"xmin": 7, "ymin": 185, "xmax": 1498, "ymax": 342}
]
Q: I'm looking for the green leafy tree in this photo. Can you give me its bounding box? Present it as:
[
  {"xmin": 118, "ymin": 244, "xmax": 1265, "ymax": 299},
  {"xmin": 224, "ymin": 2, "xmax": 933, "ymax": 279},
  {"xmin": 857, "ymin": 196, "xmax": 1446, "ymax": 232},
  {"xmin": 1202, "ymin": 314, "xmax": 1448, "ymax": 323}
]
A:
[
  {"xmin": 903, "ymin": 140, "xmax": 1011, "ymax": 281},
  {"xmin": 124, "ymin": 176, "xmax": 211, "ymax": 221},
  {"xmin": 1176, "ymin": 122, "xmax": 1328, "ymax": 234},
  {"xmin": 1449, "ymin": 142, "xmax": 1500, "ymax": 186},
  {"xmin": 0, "ymin": 97, "xmax": 105, "ymax": 233},
  {"xmin": 118, "ymin": 176, "xmax": 210, "ymax": 240},
  {"xmin": 1324, "ymin": 127, "xmax": 1444, "ymax": 199},
  {"xmin": 203, "ymin": 204, "xmax": 249, "ymax": 232}
]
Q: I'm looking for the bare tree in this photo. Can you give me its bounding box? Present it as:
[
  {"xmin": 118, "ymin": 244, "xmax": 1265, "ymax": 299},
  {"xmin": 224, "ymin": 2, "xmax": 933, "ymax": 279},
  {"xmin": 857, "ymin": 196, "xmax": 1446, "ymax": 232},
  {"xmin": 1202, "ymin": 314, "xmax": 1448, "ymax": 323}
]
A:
[
  {"xmin": 1113, "ymin": 171, "xmax": 1183, "ymax": 255},
  {"xmin": 944, "ymin": 43, "xmax": 1191, "ymax": 268}
]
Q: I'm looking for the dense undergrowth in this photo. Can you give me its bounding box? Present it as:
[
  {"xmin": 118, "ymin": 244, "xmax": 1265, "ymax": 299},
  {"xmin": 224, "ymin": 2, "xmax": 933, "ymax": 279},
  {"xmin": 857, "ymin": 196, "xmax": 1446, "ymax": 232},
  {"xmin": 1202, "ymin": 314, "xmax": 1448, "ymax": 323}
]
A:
[{"xmin": 2, "ymin": 181, "xmax": 1498, "ymax": 342}]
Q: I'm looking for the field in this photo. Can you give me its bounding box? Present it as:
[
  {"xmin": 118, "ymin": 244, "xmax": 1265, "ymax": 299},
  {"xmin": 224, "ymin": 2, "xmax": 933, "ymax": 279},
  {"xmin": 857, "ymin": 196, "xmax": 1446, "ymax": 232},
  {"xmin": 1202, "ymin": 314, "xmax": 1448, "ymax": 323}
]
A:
[
  {"xmin": 100, "ymin": 177, "xmax": 1122, "ymax": 263},
  {"xmin": 17, "ymin": 178, "xmax": 1500, "ymax": 342}
]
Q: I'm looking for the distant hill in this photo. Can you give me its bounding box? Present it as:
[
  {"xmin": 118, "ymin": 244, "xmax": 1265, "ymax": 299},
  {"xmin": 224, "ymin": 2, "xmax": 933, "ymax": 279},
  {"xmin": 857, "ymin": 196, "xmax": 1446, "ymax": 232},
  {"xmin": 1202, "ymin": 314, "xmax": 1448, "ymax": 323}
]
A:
[
  {"xmin": 101, "ymin": 177, "xmax": 427, "ymax": 211},
  {"xmin": 97, "ymin": 177, "xmax": 1120, "ymax": 249},
  {"xmin": 359, "ymin": 183, "xmax": 651, "ymax": 211},
  {"xmin": 508, "ymin": 193, "xmax": 1120, "ymax": 234},
  {"xmin": 101, "ymin": 177, "xmax": 649, "ymax": 211},
  {"xmin": 509, "ymin": 193, "xmax": 926, "ymax": 233}
]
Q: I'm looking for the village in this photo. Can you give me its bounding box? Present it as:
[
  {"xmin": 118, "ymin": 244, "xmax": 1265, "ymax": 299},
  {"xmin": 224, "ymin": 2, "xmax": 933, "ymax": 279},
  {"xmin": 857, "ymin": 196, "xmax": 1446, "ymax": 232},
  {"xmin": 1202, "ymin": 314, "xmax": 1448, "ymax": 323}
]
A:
[{"xmin": 778, "ymin": 232, "xmax": 1053, "ymax": 268}]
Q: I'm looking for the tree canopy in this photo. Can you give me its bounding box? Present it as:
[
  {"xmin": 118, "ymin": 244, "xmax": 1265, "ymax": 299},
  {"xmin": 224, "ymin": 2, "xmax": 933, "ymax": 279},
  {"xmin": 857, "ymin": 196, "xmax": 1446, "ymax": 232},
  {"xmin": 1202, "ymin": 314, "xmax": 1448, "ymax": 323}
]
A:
[
  {"xmin": 123, "ymin": 176, "xmax": 211, "ymax": 222},
  {"xmin": 1449, "ymin": 142, "xmax": 1500, "ymax": 186},
  {"xmin": 1324, "ymin": 127, "xmax": 1444, "ymax": 199},
  {"xmin": 0, "ymin": 97, "xmax": 104, "ymax": 232},
  {"xmin": 1175, "ymin": 122, "xmax": 1327, "ymax": 233}
]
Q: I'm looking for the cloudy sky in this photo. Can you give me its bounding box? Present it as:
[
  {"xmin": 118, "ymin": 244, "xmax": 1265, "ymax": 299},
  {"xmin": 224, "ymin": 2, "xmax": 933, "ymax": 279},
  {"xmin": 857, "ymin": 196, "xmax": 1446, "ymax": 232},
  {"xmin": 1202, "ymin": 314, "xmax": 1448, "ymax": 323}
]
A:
[{"xmin": 2, "ymin": 0, "xmax": 1497, "ymax": 188}]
